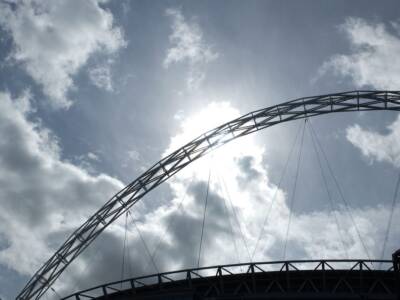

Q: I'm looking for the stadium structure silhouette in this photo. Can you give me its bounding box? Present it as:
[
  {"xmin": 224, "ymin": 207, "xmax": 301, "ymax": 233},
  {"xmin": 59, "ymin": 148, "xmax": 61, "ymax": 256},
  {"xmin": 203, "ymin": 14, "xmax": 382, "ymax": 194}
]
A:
[{"xmin": 17, "ymin": 91, "xmax": 400, "ymax": 300}]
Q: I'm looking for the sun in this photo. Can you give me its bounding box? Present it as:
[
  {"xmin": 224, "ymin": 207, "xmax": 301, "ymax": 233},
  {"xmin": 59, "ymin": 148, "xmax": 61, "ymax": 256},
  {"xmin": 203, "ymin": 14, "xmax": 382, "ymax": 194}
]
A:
[{"xmin": 164, "ymin": 101, "xmax": 265, "ymax": 180}]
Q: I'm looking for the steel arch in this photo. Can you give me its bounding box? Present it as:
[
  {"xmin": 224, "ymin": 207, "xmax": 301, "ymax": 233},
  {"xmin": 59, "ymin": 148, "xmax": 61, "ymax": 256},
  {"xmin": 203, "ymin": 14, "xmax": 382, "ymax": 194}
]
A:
[{"xmin": 17, "ymin": 90, "xmax": 400, "ymax": 300}]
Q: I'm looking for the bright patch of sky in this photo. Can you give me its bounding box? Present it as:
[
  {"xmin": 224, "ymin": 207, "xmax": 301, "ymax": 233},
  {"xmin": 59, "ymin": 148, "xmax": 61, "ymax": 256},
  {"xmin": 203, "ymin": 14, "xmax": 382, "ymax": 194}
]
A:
[{"xmin": 0, "ymin": 1, "xmax": 400, "ymax": 299}]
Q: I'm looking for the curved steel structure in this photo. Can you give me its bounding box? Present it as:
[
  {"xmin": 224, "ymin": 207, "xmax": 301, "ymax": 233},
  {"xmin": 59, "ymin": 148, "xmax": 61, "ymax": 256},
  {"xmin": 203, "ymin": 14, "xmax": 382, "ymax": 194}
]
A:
[
  {"xmin": 17, "ymin": 91, "xmax": 400, "ymax": 300},
  {"xmin": 62, "ymin": 259, "xmax": 397, "ymax": 300}
]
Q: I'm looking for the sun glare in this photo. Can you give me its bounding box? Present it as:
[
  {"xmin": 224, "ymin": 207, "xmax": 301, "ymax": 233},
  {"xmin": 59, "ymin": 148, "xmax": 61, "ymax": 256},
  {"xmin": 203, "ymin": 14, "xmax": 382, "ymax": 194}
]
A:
[{"xmin": 165, "ymin": 101, "xmax": 265, "ymax": 180}]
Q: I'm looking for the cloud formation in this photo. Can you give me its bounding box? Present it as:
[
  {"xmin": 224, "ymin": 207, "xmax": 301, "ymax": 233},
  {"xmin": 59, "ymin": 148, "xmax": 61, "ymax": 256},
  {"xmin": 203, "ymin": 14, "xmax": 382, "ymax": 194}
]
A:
[
  {"xmin": 0, "ymin": 0, "xmax": 126, "ymax": 108},
  {"xmin": 164, "ymin": 8, "xmax": 218, "ymax": 90},
  {"xmin": 320, "ymin": 17, "xmax": 400, "ymax": 89},
  {"xmin": 347, "ymin": 116, "xmax": 400, "ymax": 167},
  {"xmin": 88, "ymin": 63, "xmax": 114, "ymax": 92},
  {"xmin": 0, "ymin": 91, "xmax": 123, "ymax": 282},
  {"xmin": 320, "ymin": 17, "xmax": 400, "ymax": 168}
]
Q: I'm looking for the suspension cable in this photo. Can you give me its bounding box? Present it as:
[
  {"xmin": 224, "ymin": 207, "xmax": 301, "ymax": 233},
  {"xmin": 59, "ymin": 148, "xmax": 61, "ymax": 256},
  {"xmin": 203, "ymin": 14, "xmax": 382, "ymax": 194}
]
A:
[
  {"xmin": 283, "ymin": 119, "xmax": 307, "ymax": 260},
  {"xmin": 126, "ymin": 211, "xmax": 160, "ymax": 273},
  {"xmin": 251, "ymin": 121, "xmax": 303, "ymax": 261},
  {"xmin": 380, "ymin": 170, "xmax": 400, "ymax": 262},
  {"xmin": 125, "ymin": 226, "xmax": 134, "ymax": 278},
  {"xmin": 120, "ymin": 212, "xmax": 129, "ymax": 285},
  {"xmin": 69, "ymin": 229, "xmax": 104, "ymax": 292},
  {"xmin": 215, "ymin": 170, "xmax": 242, "ymax": 267},
  {"xmin": 49, "ymin": 287, "xmax": 61, "ymax": 300},
  {"xmin": 308, "ymin": 120, "xmax": 372, "ymax": 260},
  {"xmin": 143, "ymin": 178, "xmax": 192, "ymax": 272},
  {"xmin": 307, "ymin": 122, "xmax": 349, "ymax": 259},
  {"xmin": 220, "ymin": 174, "xmax": 253, "ymax": 262},
  {"xmin": 197, "ymin": 170, "xmax": 211, "ymax": 268}
]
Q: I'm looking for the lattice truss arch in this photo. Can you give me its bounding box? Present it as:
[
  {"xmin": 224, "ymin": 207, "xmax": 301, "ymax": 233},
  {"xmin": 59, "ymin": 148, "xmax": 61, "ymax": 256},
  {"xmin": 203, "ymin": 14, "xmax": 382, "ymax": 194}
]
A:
[{"xmin": 17, "ymin": 91, "xmax": 400, "ymax": 300}]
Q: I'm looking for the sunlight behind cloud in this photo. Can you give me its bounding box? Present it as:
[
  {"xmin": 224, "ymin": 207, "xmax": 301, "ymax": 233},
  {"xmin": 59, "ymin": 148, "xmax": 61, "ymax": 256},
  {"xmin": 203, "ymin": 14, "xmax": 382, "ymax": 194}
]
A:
[
  {"xmin": 160, "ymin": 101, "xmax": 389, "ymax": 265},
  {"xmin": 164, "ymin": 101, "xmax": 289, "ymax": 264},
  {"xmin": 165, "ymin": 101, "xmax": 265, "ymax": 181}
]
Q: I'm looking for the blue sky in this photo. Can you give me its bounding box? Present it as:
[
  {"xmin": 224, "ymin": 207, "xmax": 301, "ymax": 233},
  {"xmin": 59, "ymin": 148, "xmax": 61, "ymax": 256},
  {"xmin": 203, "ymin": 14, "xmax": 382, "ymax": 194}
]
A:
[{"xmin": 1, "ymin": 1, "xmax": 400, "ymax": 299}]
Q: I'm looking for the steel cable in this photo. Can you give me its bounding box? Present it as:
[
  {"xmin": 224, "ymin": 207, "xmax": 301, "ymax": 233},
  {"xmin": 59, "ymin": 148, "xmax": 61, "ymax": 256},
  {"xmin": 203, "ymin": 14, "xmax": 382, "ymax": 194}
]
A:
[
  {"xmin": 215, "ymin": 171, "xmax": 242, "ymax": 268},
  {"xmin": 197, "ymin": 170, "xmax": 211, "ymax": 268},
  {"xmin": 380, "ymin": 170, "xmax": 400, "ymax": 263},
  {"xmin": 127, "ymin": 211, "xmax": 160, "ymax": 273},
  {"xmin": 49, "ymin": 287, "xmax": 61, "ymax": 300},
  {"xmin": 308, "ymin": 120, "xmax": 372, "ymax": 261},
  {"xmin": 143, "ymin": 178, "xmax": 192, "ymax": 272},
  {"xmin": 283, "ymin": 119, "xmax": 306, "ymax": 260},
  {"xmin": 120, "ymin": 212, "xmax": 129, "ymax": 286},
  {"xmin": 219, "ymin": 175, "xmax": 253, "ymax": 262},
  {"xmin": 251, "ymin": 121, "xmax": 303, "ymax": 261},
  {"xmin": 307, "ymin": 122, "xmax": 349, "ymax": 259},
  {"xmin": 125, "ymin": 225, "xmax": 134, "ymax": 278}
]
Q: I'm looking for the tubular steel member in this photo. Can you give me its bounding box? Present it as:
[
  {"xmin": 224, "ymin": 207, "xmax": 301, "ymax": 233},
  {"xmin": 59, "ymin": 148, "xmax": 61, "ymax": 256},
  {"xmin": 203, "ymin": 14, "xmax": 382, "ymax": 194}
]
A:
[
  {"xmin": 394, "ymin": 249, "xmax": 400, "ymax": 300},
  {"xmin": 17, "ymin": 91, "xmax": 400, "ymax": 300},
  {"xmin": 62, "ymin": 259, "xmax": 396, "ymax": 300},
  {"xmin": 393, "ymin": 249, "xmax": 400, "ymax": 272}
]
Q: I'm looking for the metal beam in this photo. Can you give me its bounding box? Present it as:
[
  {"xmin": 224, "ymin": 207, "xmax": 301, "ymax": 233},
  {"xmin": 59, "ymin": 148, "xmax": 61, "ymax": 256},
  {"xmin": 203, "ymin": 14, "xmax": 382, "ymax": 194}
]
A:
[{"xmin": 61, "ymin": 259, "xmax": 395, "ymax": 300}]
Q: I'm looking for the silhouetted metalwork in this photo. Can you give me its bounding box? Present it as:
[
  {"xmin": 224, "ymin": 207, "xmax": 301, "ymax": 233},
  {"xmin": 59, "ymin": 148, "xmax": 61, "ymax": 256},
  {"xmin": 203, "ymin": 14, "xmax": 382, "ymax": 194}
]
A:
[
  {"xmin": 394, "ymin": 249, "xmax": 400, "ymax": 299},
  {"xmin": 17, "ymin": 91, "xmax": 400, "ymax": 300},
  {"xmin": 63, "ymin": 259, "xmax": 398, "ymax": 300},
  {"xmin": 394, "ymin": 249, "xmax": 400, "ymax": 272}
]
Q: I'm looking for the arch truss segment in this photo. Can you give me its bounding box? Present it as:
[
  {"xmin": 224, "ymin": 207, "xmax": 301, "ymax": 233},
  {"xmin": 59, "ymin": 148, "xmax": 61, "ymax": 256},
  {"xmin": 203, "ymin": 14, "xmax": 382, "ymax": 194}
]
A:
[{"xmin": 17, "ymin": 91, "xmax": 400, "ymax": 300}]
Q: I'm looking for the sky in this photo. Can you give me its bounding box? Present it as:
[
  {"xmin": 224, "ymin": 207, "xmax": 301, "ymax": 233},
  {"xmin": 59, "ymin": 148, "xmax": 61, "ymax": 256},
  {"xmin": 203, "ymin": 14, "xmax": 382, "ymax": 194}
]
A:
[{"xmin": 1, "ymin": 0, "xmax": 400, "ymax": 299}]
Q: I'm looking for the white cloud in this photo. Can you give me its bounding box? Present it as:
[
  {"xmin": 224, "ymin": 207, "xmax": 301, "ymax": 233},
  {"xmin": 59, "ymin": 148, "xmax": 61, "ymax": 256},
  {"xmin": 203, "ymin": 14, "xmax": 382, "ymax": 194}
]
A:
[
  {"xmin": 164, "ymin": 8, "xmax": 218, "ymax": 90},
  {"xmin": 320, "ymin": 17, "xmax": 400, "ymax": 89},
  {"xmin": 347, "ymin": 116, "xmax": 400, "ymax": 167},
  {"xmin": 173, "ymin": 109, "xmax": 184, "ymax": 121},
  {"xmin": 88, "ymin": 63, "xmax": 114, "ymax": 92},
  {"xmin": 121, "ymin": 149, "xmax": 142, "ymax": 170},
  {"xmin": 127, "ymin": 149, "xmax": 140, "ymax": 161},
  {"xmin": 0, "ymin": 0, "xmax": 126, "ymax": 109},
  {"xmin": 320, "ymin": 17, "xmax": 400, "ymax": 167},
  {"xmin": 0, "ymin": 91, "xmax": 123, "ymax": 277},
  {"xmin": 87, "ymin": 152, "xmax": 100, "ymax": 161}
]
